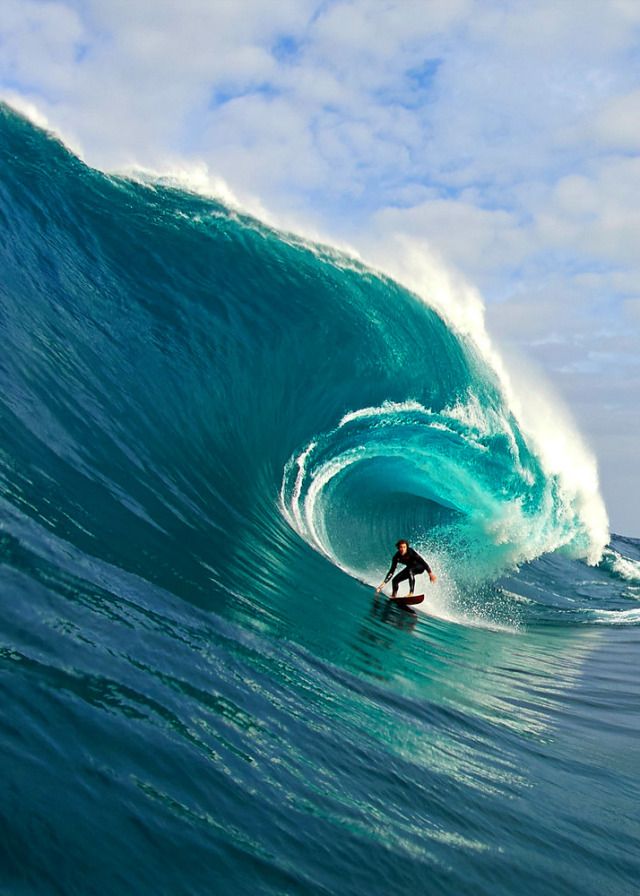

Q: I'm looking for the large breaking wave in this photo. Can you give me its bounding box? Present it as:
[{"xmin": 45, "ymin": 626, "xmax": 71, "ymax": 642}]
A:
[
  {"xmin": 0, "ymin": 105, "xmax": 608, "ymax": 608},
  {"xmin": 3, "ymin": 103, "xmax": 640, "ymax": 896}
]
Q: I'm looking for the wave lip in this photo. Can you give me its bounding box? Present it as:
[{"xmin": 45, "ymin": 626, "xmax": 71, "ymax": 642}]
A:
[{"xmin": 599, "ymin": 548, "xmax": 640, "ymax": 585}]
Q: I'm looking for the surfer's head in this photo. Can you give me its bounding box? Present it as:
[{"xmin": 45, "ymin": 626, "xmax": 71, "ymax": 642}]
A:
[{"xmin": 396, "ymin": 539, "xmax": 409, "ymax": 554}]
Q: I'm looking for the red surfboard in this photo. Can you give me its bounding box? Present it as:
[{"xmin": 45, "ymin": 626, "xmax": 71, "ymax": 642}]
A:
[{"xmin": 390, "ymin": 594, "xmax": 424, "ymax": 607}]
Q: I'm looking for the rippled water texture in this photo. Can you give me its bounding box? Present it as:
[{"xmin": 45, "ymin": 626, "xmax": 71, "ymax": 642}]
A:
[{"xmin": 1, "ymin": 106, "xmax": 639, "ymax": 896}]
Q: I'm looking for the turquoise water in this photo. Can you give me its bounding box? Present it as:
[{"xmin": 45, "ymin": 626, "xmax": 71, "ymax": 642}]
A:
[{"xmin": 1, "ymin": 105, "xmax": 639, "ymax": 895}]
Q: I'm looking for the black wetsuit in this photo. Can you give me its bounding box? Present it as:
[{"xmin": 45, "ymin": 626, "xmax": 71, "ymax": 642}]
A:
[{"xmin": 383, "ymin": 548, "xmax": 432, "ymax": 596}]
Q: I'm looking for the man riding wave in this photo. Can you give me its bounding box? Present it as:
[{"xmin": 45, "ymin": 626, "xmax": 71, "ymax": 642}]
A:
[{"xmin": 376, "ymin": 539, "xmax": 437, "ymax": 598}]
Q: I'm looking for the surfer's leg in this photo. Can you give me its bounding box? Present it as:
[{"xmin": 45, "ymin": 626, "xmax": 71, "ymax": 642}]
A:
[
  {"xmin": 392, "ymin": 568, "xmax": 411, "ymax": 597},
  {"xmin": 408, "ymin": 569, "xmax": 415, "ymax": 595}
]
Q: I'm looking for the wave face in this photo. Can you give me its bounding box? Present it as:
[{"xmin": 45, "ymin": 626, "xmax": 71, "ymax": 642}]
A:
[{"xmin": 2, "ymin": 105, "xmax": 639, "ymax": 896}]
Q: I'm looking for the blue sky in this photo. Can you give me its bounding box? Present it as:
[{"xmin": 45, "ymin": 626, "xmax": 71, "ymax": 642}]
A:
[{"xmin": 1, "ymin": 0, "xmax": 639, "ymax": 534}]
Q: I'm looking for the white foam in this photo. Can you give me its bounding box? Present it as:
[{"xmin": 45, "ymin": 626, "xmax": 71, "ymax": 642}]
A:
[
  {"xmin": 588, "ymin": 608, "xmax": 640, "ymax": 625},
  {"xmin": 1, "ymin": 93, "xmax": 85, "ymax": 159},
  {"xmin": 120, "ymin": 159, "xmax": 276, "ymax": 225},
  {"xmin": 609, "ymin": 550, "xmax": 640, "ymax": 584},
  {"xmin": 338, "ymin": 400, "xmax": 428, "ymax": 428}
]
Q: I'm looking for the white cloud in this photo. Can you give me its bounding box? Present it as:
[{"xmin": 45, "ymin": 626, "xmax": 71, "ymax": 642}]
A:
[{"xmin": 0, "ymin": 1, "xmax": 85, "ymax": 92}]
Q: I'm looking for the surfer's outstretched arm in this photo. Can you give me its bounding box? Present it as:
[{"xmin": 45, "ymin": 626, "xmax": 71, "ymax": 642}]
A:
[{"xmin": 375, "ymin": 552, "xmax": 399, "ymax": 592}]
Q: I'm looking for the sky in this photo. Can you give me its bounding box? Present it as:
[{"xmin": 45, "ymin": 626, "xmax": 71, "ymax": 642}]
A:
[{"xmin": 1, "ymin": 0, "xmax": 639, "ymax": 535}]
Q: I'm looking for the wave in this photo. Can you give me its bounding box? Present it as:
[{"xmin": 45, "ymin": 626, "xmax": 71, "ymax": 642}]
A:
[
  {"xmin": 3, "ymin": 101, "xmax": 640, "ymax": 896},
  {"xmin": 599, "ymin": 548, "xmax": 640, "ymax": 585},
  {"xmin": 0, "ymin": 102, "xmax": 613, "ymax": 628}
]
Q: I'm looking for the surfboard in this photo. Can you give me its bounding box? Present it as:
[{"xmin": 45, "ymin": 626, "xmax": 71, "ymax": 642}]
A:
[{"xmin": 390, "ymin": 594, "xmax": 424, "ymax": 607}]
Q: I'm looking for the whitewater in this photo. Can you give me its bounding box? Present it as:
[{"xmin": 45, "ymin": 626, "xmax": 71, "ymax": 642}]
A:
[{"xmin": 1, "ymin": 104, "xmax": 639, "ymax": 896}]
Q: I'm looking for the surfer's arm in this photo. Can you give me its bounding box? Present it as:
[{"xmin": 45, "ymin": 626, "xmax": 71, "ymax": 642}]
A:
[
  {"xmin": 416, "ymin": 553, "xmax": 432, "ymax": 574},
  {"xmin": 384, "ymin": 553, "xmax": 399, "ymax": 582},
  {"xmin": 414, "ymin": 550, "xmax": 437, "ymax": 583},
  {"xmin": 375, "ymin": 553, "xmax": 399, "ymax": 592}
]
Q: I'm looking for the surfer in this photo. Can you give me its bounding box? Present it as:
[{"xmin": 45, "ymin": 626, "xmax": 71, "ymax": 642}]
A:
[{"xmin": 375, "ymin": 540, "xmax": 437, "ymax": 597}]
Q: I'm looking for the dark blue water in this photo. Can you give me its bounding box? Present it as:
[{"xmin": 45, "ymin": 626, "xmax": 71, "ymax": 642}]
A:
[{"xmin": 1, "ymin": 105, "xmax": 639, "ymax": 896}]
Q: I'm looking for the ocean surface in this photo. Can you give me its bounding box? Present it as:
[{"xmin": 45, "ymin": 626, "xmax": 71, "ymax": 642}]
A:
[{"xmin": 1, "ymin": 104, "xmax": 639, "ymax": 896}]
